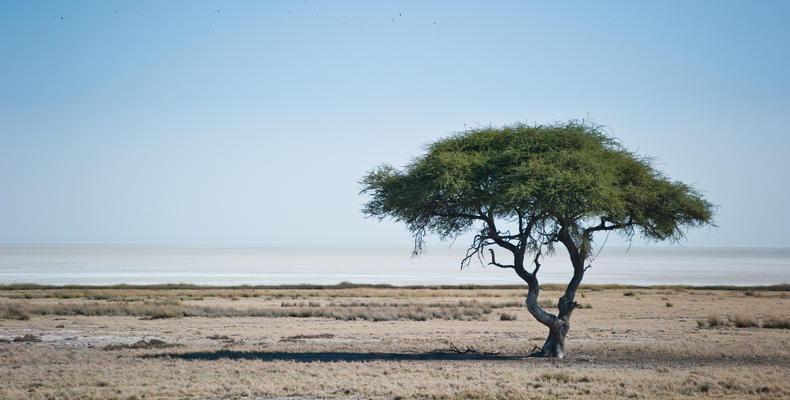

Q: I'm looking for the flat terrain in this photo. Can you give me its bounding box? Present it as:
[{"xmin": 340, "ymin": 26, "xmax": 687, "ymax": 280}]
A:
[{"xmin": 1, "ymin": 285, "xmax": 789, "ymax": 399}]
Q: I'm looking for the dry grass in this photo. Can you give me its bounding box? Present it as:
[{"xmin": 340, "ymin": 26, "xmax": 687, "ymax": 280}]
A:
[
  {"xmin": 707, "ymin": 314, "xmax": 725, "ymax": 327},
  {"xmin": 0, "ymin": 298, "xmax": 510, "ymax": 322},
  {"xmin": 0, "ymin": 305, "xmax": 30, "ymax": 320},
  {"xmin": 698, "ymin": 313, "xmax": 787, "ymax": 329},
  {"xmin": 762, "ymin": 317, "xmax": 790, "ymax": 329},
  {"xmin": 281, "ymin": 333, "xmax": 335, "ymax": 341},
  {"xmin": 731, "ymin": 314, "xmax": 759, "ymax": 328},
  {"xmin": 499, "ymin": 312, "xmax": 517, "ymax": 321},
  {"xmin": 104, "ymin": 339, "xmax": 181, "ymax": 351},
  {"xmin": 3, "ymin": 283, "xmax": 786, "ymax": 301},
  {"xmin": 1, "ymin": 286, "xmax": 789, "ymax": 399},
  {"xmin": 10, "ymin": 334, "xmax": 41, "ymax": 343}
]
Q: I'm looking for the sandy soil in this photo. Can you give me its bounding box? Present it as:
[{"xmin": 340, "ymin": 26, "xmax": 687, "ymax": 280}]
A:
[{"xmin": 1, "ymin": 287, "xmax": 789, "ymax": 399}]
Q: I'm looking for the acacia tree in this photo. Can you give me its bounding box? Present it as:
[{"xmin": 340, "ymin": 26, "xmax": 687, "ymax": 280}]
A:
[{"xmin": 361, "ymin": 121, "xmax": 714, "ymax": 358}]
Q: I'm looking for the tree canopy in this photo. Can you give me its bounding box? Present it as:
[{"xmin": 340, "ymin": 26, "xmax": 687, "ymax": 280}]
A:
[{"xmin": 362, "ymin": 121, "xmax": 713, "ymax": 263}]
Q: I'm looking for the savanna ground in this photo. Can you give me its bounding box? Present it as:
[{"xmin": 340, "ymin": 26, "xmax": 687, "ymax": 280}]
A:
[{"xmin": 1, "ymin": 284, "xmax": 789, "ymax": 399}]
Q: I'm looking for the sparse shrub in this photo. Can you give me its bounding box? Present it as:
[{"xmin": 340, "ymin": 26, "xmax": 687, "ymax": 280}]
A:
[
  {"xmin": 104, "ymin": 339, "xmax": 181, "ymax": 350},
  {"xmin": 666, "ymin": 302, "xmax": 673, "ymax": 307},
  {"xmin": 146, "ymin": 309, "xmax": 183, "ymax": 319},
  {"xmin": 405, "ymin": 310, "xmax": 428, "ymax": 321},
  {"xmin": 730, "ymin": 314, "xmax": 758, "ymax": 328},
  {"xmin": 1, "ymin": 305, "xmax": 31, "ymax": 320},
  {"xmin": 762, "ymin": 317, "xmax": 790, "ymax": 329},
  {"xmin": 281, "ymin": 333, "xmax": 334, "ymax": 341},
  {"xmin": 623, "ymin": 291, "xmax": 635, "ymax": 296},
  {"xmin": 537, "ymin": 299, "xmax": 556, "ymax": 309},
  {"xmin": 13, "ymin": 334, "xmax": 41, "ymax": 342},
  {"xmin": 707, "ymin": 314, "xmax": 724, "ymax": 327},
  {"xmin": 499, "ymin": 313, "xmax": 517, "ymax": 321}
]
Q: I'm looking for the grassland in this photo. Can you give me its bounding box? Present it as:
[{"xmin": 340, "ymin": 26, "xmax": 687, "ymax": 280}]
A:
[{"xmin": 1, "ymin": 284, "xmax": 789, "ymax": 399}]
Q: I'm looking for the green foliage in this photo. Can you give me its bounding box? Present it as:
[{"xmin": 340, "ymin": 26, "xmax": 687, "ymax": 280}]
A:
[{"xmin": 361, "ymin": 121, "xmax": 714, "ymax": 261}]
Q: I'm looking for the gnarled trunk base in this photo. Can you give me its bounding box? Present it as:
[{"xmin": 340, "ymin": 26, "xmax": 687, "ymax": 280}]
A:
[{"xmin": 529, "ymin": 322, "xmax": 569, "ymax": 358}]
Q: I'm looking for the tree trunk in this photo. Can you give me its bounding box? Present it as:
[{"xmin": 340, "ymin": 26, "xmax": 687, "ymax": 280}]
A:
[
  {"xmin": 521, "ymin": 269, "xmax": 572, "ymax": 358},
  {"xmin": 523, "ymin": 230, "xmax": 585, "ymax": 358},
  {"xmin": 535, "ymin": 321, "xmax": 569, "ymax": 358},
  {"xmin": 526, "ymin": 296, "xmax": 573, "ymax": 358}
]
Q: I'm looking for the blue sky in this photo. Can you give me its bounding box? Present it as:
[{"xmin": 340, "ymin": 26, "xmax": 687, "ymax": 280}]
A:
[{"xmin": 1, "ymin": 1, "xmax": 788, "ymax": 247}]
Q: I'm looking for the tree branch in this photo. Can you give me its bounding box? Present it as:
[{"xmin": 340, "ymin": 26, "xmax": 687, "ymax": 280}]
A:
[
  {"xmin": 482, "ymin": 212, "xmax": 519, "ymax": 253},
  {"xmin": 461, "ymin": 233, "xmax": 495, "ymax": 269},
  {"xmin": 583, "ymin": 217, "xmax": 633, "ymax": 235},
  {"xmin": 431, "ymin": 210, "xmax": 486, "ymax": 221},
  {"xmin": 488, "ymin": 249, "xmax": 514, "ymax": 269},
  {"xmin": 517, "ymin": 209, "xmax": 524, "ymax": 239}
]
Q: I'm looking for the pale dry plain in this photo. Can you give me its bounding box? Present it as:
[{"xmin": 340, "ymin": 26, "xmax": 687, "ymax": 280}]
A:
[{"xmin": 1, "ymin": 285, "xmax": 789, "ymax": 400}]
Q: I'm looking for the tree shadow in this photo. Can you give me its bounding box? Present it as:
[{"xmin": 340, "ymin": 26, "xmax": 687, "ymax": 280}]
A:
[
  {"xmin": 143, "ymin": 349, "xmax": 529, "ymax": 363},
  {"xmin": 141, "ymin": 349, "xmax": 790, "ymax": 368}
]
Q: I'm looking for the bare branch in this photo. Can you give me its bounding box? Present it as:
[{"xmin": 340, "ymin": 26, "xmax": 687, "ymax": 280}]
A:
[
  {"xmin": 461, "ymin": 226, "xmax": 507, "ymax": 269},
  {"xmin": 488, "ymin": 249, "xmax": 514, "ymax": 269},
  {"xmin": 448, "ymin": 343, "xmax": 478, "ymax": 353},
  {"xmin": 411, "ymin": 227, "xmax": 426, "ymax": 257},
  {"xmin": 583, "ymin": 217, "xmax": 633, "ymax": 235},
  {"xmin": 482, "ymin": 212, "xmax": 519, "ymax": 253}
]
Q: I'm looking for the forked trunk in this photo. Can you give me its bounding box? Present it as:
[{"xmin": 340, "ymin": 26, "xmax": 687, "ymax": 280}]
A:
[
  {"xmin": 526, "ymin": 295, "xmax": 573, "ymax": 358},
  {"xmin": 522, "ymin": 272, "xmax": 574, "ymax": 358},
  {"xmin": 522, "ymin": 236, "xmax": 584, "ymax": 358}
]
